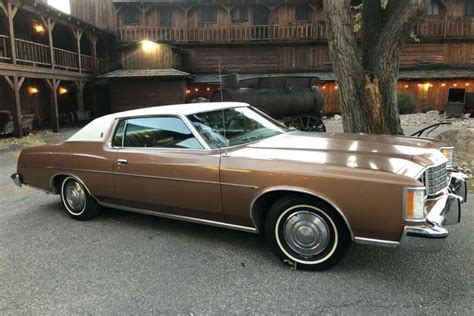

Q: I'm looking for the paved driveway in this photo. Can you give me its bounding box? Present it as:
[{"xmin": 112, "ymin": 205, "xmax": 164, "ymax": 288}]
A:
[{"xmin": 0, "ymin": 131, "xmax": 473, "ymax": 314}]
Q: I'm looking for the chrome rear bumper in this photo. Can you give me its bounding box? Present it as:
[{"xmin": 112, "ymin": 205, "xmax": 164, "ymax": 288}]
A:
[
  {"xmin": 400, "ymin": 172, "xmax": 467, "ymax": 252},
  {"xmin": 11, "ymin": 173, "xmax": 23, "ymax": 187}
]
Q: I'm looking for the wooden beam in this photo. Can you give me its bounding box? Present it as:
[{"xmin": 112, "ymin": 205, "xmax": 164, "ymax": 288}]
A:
[
  {"xmin": 3, "ymin": 75, "xmax": 14, "ymax": 90},
  {"xmin": 0, "ymin": 3, "xmax": 7, "ymax": 16},
  {"xmin": 12, "ymin": 76, "xmax": 23, "ymax": 138},
  {"xmin": 73, "ymin": 29, "xmax": 83, "ymax": 73},
  {"xmin": 44, "ymin": 78, "xmax": 60, "ymax": 133},
  {"xmin": 46, "ymin": 18, "xmax": 56, "ymax": 69},
  {"xmin": 74, "ymin": 81, "xmax": 85, "ymax": 112},
  {"xmin": 7, "ymin": 3, "xmax": 17, "ymax": 65}
]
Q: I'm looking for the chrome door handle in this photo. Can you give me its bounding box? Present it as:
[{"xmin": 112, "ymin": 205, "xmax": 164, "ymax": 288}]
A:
[{"xmin": 117, "ymin": 159, "xmax": 128, "ymax": 165}]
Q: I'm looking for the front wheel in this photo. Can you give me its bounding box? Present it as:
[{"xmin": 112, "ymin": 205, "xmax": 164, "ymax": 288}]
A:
[
  {"xmin": 265, "ymin": 197, "xmax": 351, "ymax": 270},
  {"xmin": 60, "ymin": 177, "xmax": 101, "ymax": 221}
]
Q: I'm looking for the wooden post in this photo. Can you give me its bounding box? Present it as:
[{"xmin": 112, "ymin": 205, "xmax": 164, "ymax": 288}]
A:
[
  {"xmin": 44, "ymin": 78, "xmax": 60, "ymax": 133},
  {"xmin": 41, "ymin": 18, "xmax": 56, "ymax": 69},
  {"xmin": 74, "ymin": 81, "xmax": 85, "ymax": 112},
  {"xmin": 73, "ymin": 29, "xmax": 83, "ymax": 73},
  {"xmin": 4, "ymin": 76, "xmax": 24, "ymax": 138},
  {"xmin": 7, "ymin": 3, "xmax": 19, "ymax": 65},
  {"xmin": 90, "ymin": 35, "xmax": 98, "ymax": 72}
]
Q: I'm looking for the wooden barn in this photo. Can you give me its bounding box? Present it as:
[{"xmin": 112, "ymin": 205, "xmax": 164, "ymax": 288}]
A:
[
  {"xmin": 67, "ymin": 0, "xmax": 474, "ymax": 115},
  {"xmin": 0, "ymin": 0, "xmax": 113, "ymax": 137}
]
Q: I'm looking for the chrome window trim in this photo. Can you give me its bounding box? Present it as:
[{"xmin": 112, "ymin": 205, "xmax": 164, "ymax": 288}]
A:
[
  {"xmin": 249, "ymin": 186, "xmax": 354, "ymax": 239},
  {"xmin": 403, "ymin": 186, "xmax": 427, "ymax": 223}
]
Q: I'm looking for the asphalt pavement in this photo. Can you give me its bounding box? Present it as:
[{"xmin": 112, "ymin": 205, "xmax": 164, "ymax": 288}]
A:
[{"xmin": 0, "ymin": 129, "xmax": 473, "ymax": 315}]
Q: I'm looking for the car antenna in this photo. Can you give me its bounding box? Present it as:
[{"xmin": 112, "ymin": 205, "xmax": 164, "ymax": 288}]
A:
[{"xmin": 218, "ymin": 63, "xmax": 226, "ymax": 139}]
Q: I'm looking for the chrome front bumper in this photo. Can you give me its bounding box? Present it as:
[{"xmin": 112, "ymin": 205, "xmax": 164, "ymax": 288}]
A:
[
  {"xmin": 11, "ymin": 173, "xmax": 23, "ymax": 187},
  {"xmin": 400, "ymin": 172, "xmax": 467, "ymax": 252}
]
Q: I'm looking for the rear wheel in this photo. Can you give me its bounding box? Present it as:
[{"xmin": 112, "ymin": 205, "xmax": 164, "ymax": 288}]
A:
[
  {"xmin": 288, "ymin": 114, "xmax": 326, "ymax": 132},
  {"xmin": 265, "ymin": 197, "xmax": 350, "ymax": 270},
  {"xmin": 60, "ymin": 177, "xmax": 101, "ymax": 220}
]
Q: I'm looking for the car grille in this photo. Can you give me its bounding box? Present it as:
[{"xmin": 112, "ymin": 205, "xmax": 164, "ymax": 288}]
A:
[{"xmin": 419, "ymin": 162, "xmax": 448, "ymax": 196}]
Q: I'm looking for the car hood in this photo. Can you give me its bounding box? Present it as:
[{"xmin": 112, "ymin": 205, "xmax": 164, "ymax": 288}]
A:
[{"xmin": 229, "ymin": 131, "xmax": 448, "ymax": 178}]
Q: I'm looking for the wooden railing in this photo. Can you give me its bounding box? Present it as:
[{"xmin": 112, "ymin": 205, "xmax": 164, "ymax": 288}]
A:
[
  {"xmin": 0, "ymin": 34, "xmax": 10, "ymax": 61},
  {"xmin": 0, "ymin": 36, "xmax": 108, "ymax": 74},
  {"xmin": 118, "ymin": 19, "xmax": 474, "ymax": 43},
  {"xmin": 416, "ymin": 20, "xmax": 474, "ymax": 38},
  {"xmin": 54, "ymin": 47, "xmax": 79, "ymax": 71},
  {"xmin": 15, "ymin": 38, "xmax": 51, "ymax": 66},
  {"xmin": 118, "ymin": 23, "xmax": 327, "ymax": 43},
  {"xmin": 81, "ymin": 54, "xmax": 96, "ymax": 72}
]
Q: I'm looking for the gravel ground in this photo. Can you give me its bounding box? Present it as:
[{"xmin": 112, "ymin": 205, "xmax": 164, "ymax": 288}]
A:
[{"xmin": 0, "ymin": 130, "xmax": 473, "ymax": 314}]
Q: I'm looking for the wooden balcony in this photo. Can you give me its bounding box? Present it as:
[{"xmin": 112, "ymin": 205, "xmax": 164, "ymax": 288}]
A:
[
  {"xmin": 118, "ymin": 19, "xmax": 474, "ymax": 43},
  {"xmin": 117, "ymin": 23, "xmax": 327, "ymax": 43},
  {"xmin": 416, "ymin": 19, "xmax": 474, "ymax": 38},
  {"xmin": 0, "ymin": 36, "xmax": 108, "ymax": 74}
]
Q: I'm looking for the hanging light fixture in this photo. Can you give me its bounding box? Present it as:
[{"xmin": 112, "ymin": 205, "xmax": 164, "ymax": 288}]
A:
[
  {"xmin": 58, "ymin": 87, "xmax": 68, "ymax": 95},
  {"xmin": 27, "ymin": 86, "xmax": 39, "ymax": 94}
]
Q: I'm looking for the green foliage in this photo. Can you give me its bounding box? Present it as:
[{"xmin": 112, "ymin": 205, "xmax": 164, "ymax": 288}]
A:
[
  {"xmin": 353, "ymin": 0, "xmax": 388, "ymax": 32},
  {"xmin": 397, "ymin": 91, "xmax": 417, "ymax": 114}
]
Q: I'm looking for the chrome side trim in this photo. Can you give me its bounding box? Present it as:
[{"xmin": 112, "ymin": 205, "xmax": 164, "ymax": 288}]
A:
[
  {"xmin": 354, "ymin": 237, "xmax": 400, "ymax": 248},
  {"xmin": 220, "ymin": 182, "xmax": 259, "ymax": 189},
  {"xmin": 114, "ymin": 172, "xmax": 220, "ymax": 185},
  {"xmin": 99, "ymin": 202, "xmax": 258, "ymax": 234},
  {"xmin": 41, "ymin": 166, "xmax": 257, "ymax": 189},
  {"xmin": 249, "ymin": 187, "xmax": 354, "ymax": 240}
]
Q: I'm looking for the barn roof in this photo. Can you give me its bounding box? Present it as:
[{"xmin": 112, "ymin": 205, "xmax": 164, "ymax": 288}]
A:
[
  {"xmin": 101, "ymin": 69, "xmax": 190, "ymax": 79},
  {"xmin": 192, "ymin": 69, "xmax": 474, "ymax": 84}
]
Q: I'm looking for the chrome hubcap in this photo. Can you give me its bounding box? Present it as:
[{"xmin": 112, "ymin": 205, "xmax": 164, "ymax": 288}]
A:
[
  {"xmin": 283, "ymin": 210, "xmax": 330, "ymax": 257},
  {"xmin": 64, "ymin": 181, "xmax": 86, "ymax": 214}
]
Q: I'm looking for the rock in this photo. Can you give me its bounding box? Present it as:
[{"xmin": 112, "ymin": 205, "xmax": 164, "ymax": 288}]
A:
[
  {"xmin": 334, "ymin": 114, "xmax": 342, "ymax": 121},
  {"xmin": 438, "ymin": 128, "xmax": 474, "ymax": 177}
]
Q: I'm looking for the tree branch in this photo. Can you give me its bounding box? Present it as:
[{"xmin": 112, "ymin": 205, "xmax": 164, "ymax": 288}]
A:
[
  {"xmin": 323, "ymin": 0, "xmax": 362, "ymax": 76},
  {"xmin": 373, "ymin": 0, "xmax": 428, "ymax": 70}
]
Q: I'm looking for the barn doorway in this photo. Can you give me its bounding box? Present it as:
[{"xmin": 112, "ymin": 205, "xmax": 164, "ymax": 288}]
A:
[{"xmin": 448, "ymin": 88, "xmax": 466, "ymax": 103}]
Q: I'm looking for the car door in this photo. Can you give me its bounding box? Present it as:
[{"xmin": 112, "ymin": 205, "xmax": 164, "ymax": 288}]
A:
[{"xmin": 111, "ymin": 115, "xmax": 224, "ymax": 222}]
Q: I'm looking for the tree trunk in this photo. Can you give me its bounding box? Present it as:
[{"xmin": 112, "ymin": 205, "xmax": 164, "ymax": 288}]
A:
[{"xmin": 323, "ymin": 0, "xmax": 428, "ymax": 135}]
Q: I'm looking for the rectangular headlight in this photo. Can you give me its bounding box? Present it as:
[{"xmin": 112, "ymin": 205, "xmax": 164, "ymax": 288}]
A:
[
  {"xmin": 405, "ymin": 188, "xmax": 426, "ymax": 221},
  {"xmin": 440, "ymin": 147, "xmax": 453, "ymax": 167}
]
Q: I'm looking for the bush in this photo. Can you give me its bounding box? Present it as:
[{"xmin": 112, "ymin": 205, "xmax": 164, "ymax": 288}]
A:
[{"xmin": 397, "ymin": 92, "xmax": 417, "ymax": 114}]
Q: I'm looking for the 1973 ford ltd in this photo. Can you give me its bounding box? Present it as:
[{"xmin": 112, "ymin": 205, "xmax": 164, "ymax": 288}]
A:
[{"xmin": 11, "ymin": 102, "xmax": 468, "ymax": 270}]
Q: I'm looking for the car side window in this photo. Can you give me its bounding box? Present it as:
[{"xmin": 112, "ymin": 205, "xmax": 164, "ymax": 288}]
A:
[
  {"xmin": 113, "ymin": 120, "xmax": 126, "ymax": 147},
  {"xmin": 122, "ymin": 117, "xmax": 204, "ymax": 149}
]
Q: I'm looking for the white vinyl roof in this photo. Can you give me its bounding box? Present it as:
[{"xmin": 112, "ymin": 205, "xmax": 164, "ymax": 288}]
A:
[{"xmin": 67, "ymin": 102, "xmax": 249, "ymax": 142}]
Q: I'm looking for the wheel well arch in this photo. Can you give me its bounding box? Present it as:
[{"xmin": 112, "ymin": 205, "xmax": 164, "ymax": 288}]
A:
[
  {"xmin": 250, "ymin": 188, "xmax": 354, "ymax": 239},
  {"xmin": 50, "ymin": 173, "xmax": 95, "ymax": 200}
]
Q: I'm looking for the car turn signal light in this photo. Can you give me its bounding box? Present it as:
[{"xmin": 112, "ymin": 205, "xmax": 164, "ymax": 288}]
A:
[
  {"xmin": 405, "ymin": 188, "xmax": 426, "ymax": 221},
  {"xmin": 440, "ymin": 147, "xmax": 453, "ymax": 167}
]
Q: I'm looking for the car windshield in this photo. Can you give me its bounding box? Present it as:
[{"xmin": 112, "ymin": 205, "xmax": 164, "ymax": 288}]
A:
[{"xmin": 187, "ymin": 106, "xmax": 287, "ymax": 149}]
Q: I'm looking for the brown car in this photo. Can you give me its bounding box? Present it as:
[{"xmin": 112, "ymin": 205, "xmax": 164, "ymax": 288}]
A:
[{"xmin": 11, "ymin": 102, "xmax": 468, "ymax": 270}]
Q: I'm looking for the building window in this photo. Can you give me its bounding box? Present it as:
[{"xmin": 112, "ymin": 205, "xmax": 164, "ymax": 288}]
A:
[
  {"xmin": 201, "ymin": 6, "xmax": 217, "ymax": 23},
  {"xmin": 295, "ymin": 4, "xmax": 311, "ymax": 21},
  {"xmin": 466, "ymin": 0, "xmax": 474, "ymax": 16},
  {"xmin": 426, "ymin": 1, "xmax": 440, "ymax": 16},
  {"xmin": 232, "ymin": 6, "xmax": 247, "ymax": 22},
  {"xmin": 160, "ymin": 7, "xmax": 172, "ymax": 27},
  {"xmin": 123, "ymin": 7, "xmax": 139, "ymax": 24}
]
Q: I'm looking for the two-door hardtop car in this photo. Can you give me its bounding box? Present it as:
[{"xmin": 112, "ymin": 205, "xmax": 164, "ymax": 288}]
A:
[{"xmin": 12, "ymin": 102, "xmax": 468, "ymax": 270}]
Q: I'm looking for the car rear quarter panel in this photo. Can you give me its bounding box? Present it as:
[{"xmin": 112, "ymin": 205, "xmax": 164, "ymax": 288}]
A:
[{"xmin": 19, "ymin": 142, "xmax": 115, "ymax": 200}]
